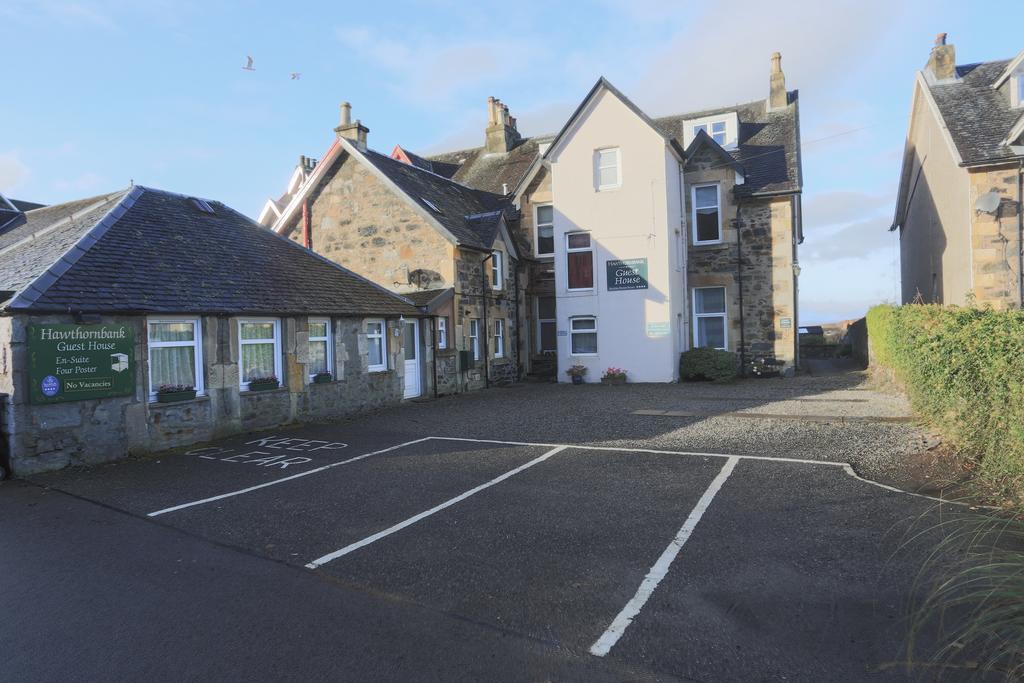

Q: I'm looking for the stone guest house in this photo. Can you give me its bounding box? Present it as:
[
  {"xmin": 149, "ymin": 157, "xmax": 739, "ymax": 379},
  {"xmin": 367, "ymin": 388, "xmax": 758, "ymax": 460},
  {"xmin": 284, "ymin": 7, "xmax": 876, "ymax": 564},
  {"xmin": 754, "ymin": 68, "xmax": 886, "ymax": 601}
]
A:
[
  {"xmin": 0, "ymin": 187, "xmax": 422, "ymax": 476},
  {"xmin": 262, "ymin": 54, "xmax": 803, "ymax": 382}
]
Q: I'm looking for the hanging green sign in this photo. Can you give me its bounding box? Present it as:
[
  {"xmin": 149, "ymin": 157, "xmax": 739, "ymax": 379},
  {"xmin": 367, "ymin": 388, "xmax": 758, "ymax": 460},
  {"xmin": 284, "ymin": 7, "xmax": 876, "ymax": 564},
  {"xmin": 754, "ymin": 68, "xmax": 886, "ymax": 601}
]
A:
[
  {"xmin": 28, "ymin": 324, "xmax": 135, "ymax": 404},
  {"xmin": 606, "ymin": 258, "xmax": 649, "ymax": 291}
]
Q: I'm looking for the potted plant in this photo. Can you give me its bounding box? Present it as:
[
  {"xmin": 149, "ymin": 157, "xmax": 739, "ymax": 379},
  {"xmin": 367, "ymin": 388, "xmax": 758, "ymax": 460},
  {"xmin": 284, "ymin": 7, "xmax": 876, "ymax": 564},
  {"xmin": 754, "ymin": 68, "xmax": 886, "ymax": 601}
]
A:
[
  {"xmin": 601, "ymin": 367, "xmax": 628, "ymax": 385},
  {"xmin": 156, "ymin": 384, "xmax": 196, "ymax": 403},
  {"xmin": 565, "ymin": 364, "xmax": 588, "ymax": 385},
  {"xmin": 248, "ymin": 375, "xmax": 280, "ymax": 391},
  {"xmin": 312, "ymin": 371, "xmax": 333, "ymax": 384}
]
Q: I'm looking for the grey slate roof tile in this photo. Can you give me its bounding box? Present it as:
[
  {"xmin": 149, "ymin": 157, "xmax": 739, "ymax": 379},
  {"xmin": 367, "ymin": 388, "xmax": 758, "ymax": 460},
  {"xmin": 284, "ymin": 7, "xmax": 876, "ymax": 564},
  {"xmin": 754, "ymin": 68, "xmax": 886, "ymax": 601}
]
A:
[
  {"xmin": 3, "ymin": 187, "xmax": 421, "ymax": 317},
  {"xmin": 358, "ymin": 148, "xmax": 509, "ymax": 250},
  {"xmin": 929, "ymin": 60, "xmax": 1023, "ymax": 166}
]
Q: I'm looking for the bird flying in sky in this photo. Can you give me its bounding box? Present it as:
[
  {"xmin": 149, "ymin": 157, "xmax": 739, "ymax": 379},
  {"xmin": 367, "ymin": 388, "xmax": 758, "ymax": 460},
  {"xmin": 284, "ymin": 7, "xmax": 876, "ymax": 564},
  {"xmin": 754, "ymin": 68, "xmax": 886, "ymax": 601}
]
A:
[
  {"xmin": 242, "ymin": 55, "xmax": 255, "ymax": 71},
  {"xmin": 290, "ymin": 72, "xmax": 301, "ymax": 80}
]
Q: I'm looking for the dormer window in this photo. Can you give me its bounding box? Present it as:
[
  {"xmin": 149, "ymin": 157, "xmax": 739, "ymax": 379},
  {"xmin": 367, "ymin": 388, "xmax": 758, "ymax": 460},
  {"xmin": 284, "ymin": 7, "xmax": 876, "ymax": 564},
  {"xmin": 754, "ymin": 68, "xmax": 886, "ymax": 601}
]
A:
[
  {"xmin": 1017, "ymin": 73, "xmax": 1024, "ymax": 108},
  {"xmin": 684, "ymin": 112, "xmax": 740, "ymax": 150},
  {"xmin": 695, "ymin": 121, "xmax": 727, "ymax": 146}
]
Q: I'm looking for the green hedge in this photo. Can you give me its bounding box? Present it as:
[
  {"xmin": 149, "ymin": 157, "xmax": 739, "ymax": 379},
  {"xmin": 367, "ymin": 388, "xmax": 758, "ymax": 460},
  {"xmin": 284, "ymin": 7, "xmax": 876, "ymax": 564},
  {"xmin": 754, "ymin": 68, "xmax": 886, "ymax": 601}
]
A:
[
  {"xmin": 867, "ymin": 305, "xmax": 1024, "ymax": 503},
  {"xmin": 680, "ymin": 347, "xmax": 738, "ymax": 382}
]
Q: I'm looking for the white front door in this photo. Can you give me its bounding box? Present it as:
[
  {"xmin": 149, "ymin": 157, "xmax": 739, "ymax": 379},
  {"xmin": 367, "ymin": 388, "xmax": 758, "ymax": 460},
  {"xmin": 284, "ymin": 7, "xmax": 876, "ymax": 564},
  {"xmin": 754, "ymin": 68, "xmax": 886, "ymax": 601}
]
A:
[{"xmin": 403, "ymin": 319, "xmax": 421, "ymax": 399}]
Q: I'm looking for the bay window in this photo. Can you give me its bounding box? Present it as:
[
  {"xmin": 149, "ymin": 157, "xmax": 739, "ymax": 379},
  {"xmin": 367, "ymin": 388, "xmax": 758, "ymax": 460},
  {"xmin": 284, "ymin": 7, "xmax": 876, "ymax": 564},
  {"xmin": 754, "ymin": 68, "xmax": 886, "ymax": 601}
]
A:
[
  {"xmin": 308, "ymin": 318, "xmax": 332, "ymax": 379},
  {"xmin": 148, "ymin": 317, "xmax": 203, "ymax": 399},
  {"xmin": 566, "ymin": 232, "xmax": 594, "ymax": 290},
  {"xmin": 693, "ymin": 287, "xmax": 728, "ymax": 350},
  {"xmin": 366, "ymin": 319, "xmax": 387, "ymax": 372},
  {"xmin": 570, "ymin": 316, "xmax": 597, "ymax": 355},
  {"xmin": 239, "ymin": 319, "xmax": 282, "ymax": 389},
  {"xmin": 692, "ymin": 184, "xmax": 722, "ymax": 244}
]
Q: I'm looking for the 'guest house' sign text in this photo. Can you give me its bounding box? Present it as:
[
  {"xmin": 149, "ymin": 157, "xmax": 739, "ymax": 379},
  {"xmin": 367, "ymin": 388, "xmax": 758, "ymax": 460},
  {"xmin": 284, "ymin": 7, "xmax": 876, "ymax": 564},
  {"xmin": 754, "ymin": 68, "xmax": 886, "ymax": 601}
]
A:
[
  {"xmin": 606, "ymin": 258, "xmax": 649, "ymax": 291},
  {"xmin": 28, "ymin": 324, "xmax": 135, "ymax": 404}
]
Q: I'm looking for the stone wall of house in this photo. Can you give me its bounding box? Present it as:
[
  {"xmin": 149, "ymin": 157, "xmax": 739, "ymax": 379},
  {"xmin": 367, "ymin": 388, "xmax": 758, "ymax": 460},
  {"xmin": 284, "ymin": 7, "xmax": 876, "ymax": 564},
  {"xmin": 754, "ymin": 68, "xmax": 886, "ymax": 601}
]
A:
[
  {"xmin": 517, "ymin": 165, "xmax": 557, "ymax": 373},
  {"xmin": 291, "ymin": 153, "xmax": 457, "ymax": 293},
  {"xmin": 969, "ymin": 166, "xmax": 1023, "ymax": 308},
  {"xmin": 0, "ymin": 312, "xmax": 411, "ymax": 475},
  {"xmin": 684, "ymin": 145, "xmax": 797, "ymax": 369}
]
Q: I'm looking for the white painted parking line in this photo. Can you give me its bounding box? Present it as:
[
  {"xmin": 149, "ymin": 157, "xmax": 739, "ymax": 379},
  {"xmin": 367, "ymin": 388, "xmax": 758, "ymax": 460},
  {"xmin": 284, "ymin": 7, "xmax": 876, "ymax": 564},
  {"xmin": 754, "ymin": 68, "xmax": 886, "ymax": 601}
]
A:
[
  {"xmin": 305, "ymin": 445, "xmax": 568, "ymax": 569},
  {"xmin": 589, "ymin": 456, "xmax": 740, "ymax": 657},
  {"xmin": 147, "ymin": 438, "xmax": 433, "ymax": 517},
  {"xmin": 425, "ymin": 436, "xmax": 980, "ymax": 508}
]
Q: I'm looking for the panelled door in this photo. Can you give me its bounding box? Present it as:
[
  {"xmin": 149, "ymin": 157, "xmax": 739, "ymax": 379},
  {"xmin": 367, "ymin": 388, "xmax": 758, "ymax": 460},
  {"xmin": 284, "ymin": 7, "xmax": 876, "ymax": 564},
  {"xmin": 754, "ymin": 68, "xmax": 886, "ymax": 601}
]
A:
[{"xmin": 403, "ymin": 319, "xmax": 421, "ymax": 399}]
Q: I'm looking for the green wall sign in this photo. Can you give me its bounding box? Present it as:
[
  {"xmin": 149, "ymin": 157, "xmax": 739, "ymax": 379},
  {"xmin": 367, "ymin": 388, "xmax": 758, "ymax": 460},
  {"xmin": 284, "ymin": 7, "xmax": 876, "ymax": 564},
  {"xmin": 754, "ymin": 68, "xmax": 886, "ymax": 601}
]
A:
[
  {"xmin": 606, "ymin": 258, "xmax": 649, "ymax": 291},
  {"xmin": 28, "ymin": 324, "xmax": 135, "ymax": 404}
]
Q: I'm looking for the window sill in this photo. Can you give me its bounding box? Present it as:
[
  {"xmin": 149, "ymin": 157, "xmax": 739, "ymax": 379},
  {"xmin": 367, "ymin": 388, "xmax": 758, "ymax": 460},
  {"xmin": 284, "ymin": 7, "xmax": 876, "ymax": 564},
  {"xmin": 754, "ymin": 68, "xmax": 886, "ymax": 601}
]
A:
[
  {"xmin": 240, "ymin": 386, "xmax": 288, "ymax": 396},
  {"xmin": 692, "ymin": 240, "xmax": 725, "ymax": 248},
  {"xmin": 367, "ymin": 369, "xmax": 392, "ymax": 375},
  {"xmin": 148, "ymin": 394, "xmax": 209, "ymax": 406}
]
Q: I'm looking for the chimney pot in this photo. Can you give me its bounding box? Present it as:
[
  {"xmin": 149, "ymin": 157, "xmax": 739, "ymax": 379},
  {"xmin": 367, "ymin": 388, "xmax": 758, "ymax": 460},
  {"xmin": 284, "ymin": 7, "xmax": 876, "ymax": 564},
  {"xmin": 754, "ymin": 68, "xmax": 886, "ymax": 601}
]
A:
[
  {"xmin": 484, "ymin": 97, "xmax": 522, "ymax": 154},
  {"xmin": 334, "ymin": 103, "xmax": 369, "ymax": 151},
  {"xmin": 340, "ymin": 102, "xmax": 352, "ymax": 126}
]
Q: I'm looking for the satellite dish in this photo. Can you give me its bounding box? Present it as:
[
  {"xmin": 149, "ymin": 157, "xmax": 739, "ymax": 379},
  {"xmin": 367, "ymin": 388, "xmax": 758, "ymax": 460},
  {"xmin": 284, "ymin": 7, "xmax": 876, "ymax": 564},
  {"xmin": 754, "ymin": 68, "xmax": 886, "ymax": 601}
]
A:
[{"xmin": 975, "ymin": 191, "xmax": 1001, "ymax": 214}]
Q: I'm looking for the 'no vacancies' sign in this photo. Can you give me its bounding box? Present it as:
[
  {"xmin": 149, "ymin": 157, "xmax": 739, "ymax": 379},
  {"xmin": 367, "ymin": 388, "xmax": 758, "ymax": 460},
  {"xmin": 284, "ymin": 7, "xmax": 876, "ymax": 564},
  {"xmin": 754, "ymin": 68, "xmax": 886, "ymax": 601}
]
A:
[
  {"xmin": 28, "ymin": 324, "xmax": 135, "ymax": 404},
  {"xmin": 606, "ymin": 258, "xmax": 649, "ymax": 291}
]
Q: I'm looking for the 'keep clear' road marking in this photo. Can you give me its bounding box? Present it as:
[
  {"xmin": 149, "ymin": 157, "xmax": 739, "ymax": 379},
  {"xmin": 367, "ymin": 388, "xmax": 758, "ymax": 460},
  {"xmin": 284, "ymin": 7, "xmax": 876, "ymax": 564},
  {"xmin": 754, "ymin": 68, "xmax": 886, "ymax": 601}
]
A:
[
  {"xmin": 305, "ymin": 445, "xmax": 568, "ymax": 569},
  {"xmin": 589, "ymin": 456, "xmax": 740, "ymax": 657},
  {"xmin": 146, "ymin": 437, "xmax": 433, "ymax": 518}
]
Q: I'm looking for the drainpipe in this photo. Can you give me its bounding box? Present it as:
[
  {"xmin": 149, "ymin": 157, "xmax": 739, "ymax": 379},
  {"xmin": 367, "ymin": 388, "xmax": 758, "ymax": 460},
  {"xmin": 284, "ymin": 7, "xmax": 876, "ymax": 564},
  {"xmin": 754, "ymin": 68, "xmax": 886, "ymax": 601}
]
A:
[
  {"xmin": 431, "ymin": 316, "xmax": 439, "ymax": 399},
  {"xmin": 735, "ymin": 197, "xmax": 747, "ymax": 376},
  {"xmin": 301, "ymin": 199, "xmax": 312, "ymax": 249},
  {"xmin": 513, "ymin": 260, "xmax": 521, "ymax": 380},
  {"xmin": 1018, "ymin": 160, "xmax": 1023, "ymax": 307},
  {"xmin": 481, "ymin": 252, "xmax": 492, "ymax": 389}
]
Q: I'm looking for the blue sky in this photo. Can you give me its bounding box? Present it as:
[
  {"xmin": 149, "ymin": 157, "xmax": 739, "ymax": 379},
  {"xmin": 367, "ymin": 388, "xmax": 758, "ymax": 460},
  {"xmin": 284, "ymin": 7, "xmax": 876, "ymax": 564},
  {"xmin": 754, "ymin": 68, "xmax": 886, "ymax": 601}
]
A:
[{"xmin": 2, "ymin": 0, "xmax": 1021, "ymax": 323}]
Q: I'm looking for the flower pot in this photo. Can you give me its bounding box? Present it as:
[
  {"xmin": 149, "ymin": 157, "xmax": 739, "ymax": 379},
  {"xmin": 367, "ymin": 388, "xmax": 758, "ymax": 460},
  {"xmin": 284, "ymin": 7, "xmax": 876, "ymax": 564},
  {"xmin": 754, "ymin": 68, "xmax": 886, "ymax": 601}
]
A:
[
  {"xmin": 571, "ymin": 375, "xmax": 584, "ymax": 385},
  {"xmin": 601, "ymin": 376, "xmax": 626, "ymax": 385},
  {"xmin": 157, "ymin": 389, "xmax": 196, "ymax": 403},
  {"xmin": 249, "ymin": 381, "xmax": 279, "ymax": 392},
  {"xmin": 312, "ymin": 374, "xmax": 332, "ymax": 384}
]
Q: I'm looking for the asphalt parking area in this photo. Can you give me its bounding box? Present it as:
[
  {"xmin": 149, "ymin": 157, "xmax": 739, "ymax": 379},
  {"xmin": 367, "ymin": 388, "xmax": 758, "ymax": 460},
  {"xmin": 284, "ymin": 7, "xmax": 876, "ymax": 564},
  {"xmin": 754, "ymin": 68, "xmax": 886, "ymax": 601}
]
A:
[{"xmin": 29, "ymin": 426, "xmax": 963, "ymax": 679}]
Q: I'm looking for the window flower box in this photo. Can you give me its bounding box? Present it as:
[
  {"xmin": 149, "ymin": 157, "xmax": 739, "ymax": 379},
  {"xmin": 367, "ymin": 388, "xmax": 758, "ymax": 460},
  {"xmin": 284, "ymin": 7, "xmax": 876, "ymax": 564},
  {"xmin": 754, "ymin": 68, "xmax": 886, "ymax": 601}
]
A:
[
  {"xmin": 248, "ymin": 376, "xmax": 280, "ymax": 391},
  {"xmin": 312, "ymin": 372, "xmax": 333, "ymax": 384},
  {"xmin": 156, "ymin": 384, "xmax": 197, "ymax": 403}
]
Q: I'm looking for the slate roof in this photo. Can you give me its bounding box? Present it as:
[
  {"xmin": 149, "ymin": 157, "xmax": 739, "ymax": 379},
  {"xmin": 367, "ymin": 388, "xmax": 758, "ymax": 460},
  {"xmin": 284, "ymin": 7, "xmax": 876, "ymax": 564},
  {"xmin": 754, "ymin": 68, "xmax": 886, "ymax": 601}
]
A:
[
  {"xmin": 654, "ymin": 97, "xmax": 802, "ymax": 196},
  {"xmin": 358, "ymin": 147, "xmax": 509, "ymax": 250},
  {"xmin": 11, "ymin": 199, "xmax": 45, "ymax": 212},
  {"xmin": 402, "ymin": 287, "xmax": 453, "ymax": 309},
  {"xmin": 427, "ymin": 137, "xmax": 549, "ymax": 196},
  {"xmin": 929, "ymin": 59, "xmax": 1024, "ymax": 166},
  {"xmin": 2, "ymin": 186, "xmax": 421, "ymax": 317},
  {"xmin": 421, "ymin": 93, "xmax": 801, "ymax": 198}
]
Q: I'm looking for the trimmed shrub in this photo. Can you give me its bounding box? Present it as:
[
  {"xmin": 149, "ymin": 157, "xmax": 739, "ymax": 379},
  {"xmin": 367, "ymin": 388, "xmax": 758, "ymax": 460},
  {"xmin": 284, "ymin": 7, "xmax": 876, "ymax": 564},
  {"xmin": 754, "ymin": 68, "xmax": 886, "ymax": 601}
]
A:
[
  {"xmin": 866, "ymin": 304, "xmax": 1024, "ymax": 504},
  {"xmin": 680, "ymin": 348, "xmax": 738, "ymax": 383}
]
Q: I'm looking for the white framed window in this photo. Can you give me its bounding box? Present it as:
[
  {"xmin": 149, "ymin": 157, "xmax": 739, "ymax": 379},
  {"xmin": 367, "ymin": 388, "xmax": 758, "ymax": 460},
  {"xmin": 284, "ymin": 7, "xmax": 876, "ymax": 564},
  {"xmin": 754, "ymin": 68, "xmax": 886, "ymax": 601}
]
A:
[
  {"xmin": 365, "ymin": 319, "xmax": 387, "ymax": 372},
  {"xmin": 308, "ymin": 318, "xmax": 332, "ymax": 379},
  {"xmin": 494, "ymin": 320, "xmax": 505, "ymax": 358},
  {"xmin": 692, "ymin": 184, "xmax": 722, "ymax": 244},
  {"xmin": 595, "ymin": 147, "xmax": 620, "ymax": 190},
  {"xmin": 239, "ymin": 318, "xmax": 282, "ymax": 390},
  {"xmin": 147, "ymin": 317, "xmax": 203, "ymax": 400},
  {"xmin": 566, "ymin": 232, "xmax": 594, "ymax": 291},
  {"xmin": 1017, "ymin": 73, "xmax": 1024, "ymax": 107},
  {"xmin": 436, "ymin": 317, "xmax": 448, "ymax": 350},
  {"xmin": 491, "ymin": 251, "xmax": 503, "ymax": 290},
  {"xmin": 469, "ymin": 319, "xmax": 480, "ymax": 361},
  {"xmin": 535, "ymin": 204, "xmax": 554, "ymax": 256},
  {"xmin": 693, "ymin": 287, "xmax": 728, "ymax": 350},
  {"xmin": 570, "ymin": 317, "xmax": 597, "ymax": 355},
  {"xmin": 694, "ymin": 120, "xmax": 727, "ymax": 146}
]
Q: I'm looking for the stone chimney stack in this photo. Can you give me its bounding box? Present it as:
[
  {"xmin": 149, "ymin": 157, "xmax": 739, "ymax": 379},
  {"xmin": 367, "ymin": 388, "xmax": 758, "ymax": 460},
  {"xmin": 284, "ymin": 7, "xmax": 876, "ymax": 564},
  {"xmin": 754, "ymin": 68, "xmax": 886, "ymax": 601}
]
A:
[
  {"xmin": 485, "ymin": 96, "xmax": 522, "ymax": 154},
  {"xmin": 768, "ymin": 52, "xmax": 788, "ymax": 111},
  {"xmin": 334, "ymin": 101, "xmax": 369, "ymax": 151},
  {"xmin": 925, "ymin": 33, "xmax": 956, "ymax": 82}
]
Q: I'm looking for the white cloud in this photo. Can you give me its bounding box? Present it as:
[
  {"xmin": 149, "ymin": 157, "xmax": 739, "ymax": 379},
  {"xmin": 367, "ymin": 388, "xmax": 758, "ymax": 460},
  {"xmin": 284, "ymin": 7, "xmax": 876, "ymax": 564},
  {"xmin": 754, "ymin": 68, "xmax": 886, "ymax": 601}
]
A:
[
  {"xmin": 54, "ymin": 172, "xmax": 105, "ymax": 193},
  {"xmin": 336, "ymin": 25, "xmax": 530, "ymax": 106},
  {"xmin": 0, "ymin": 152, "xmax": 30, "ymax": 193},
  {"xmin": 803, "ymin": 190, "xmax": 893, "ymax": 231}
]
